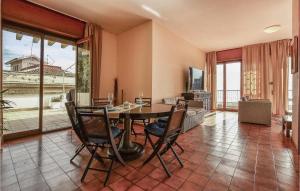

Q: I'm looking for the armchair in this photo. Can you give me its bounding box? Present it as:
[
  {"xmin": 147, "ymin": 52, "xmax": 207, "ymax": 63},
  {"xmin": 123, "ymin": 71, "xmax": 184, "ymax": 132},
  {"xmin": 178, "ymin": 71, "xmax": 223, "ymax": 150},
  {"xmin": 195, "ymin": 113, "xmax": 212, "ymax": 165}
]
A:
[{"xmin": 238, "ymin": 99, "xmax": 272, "ymax": 126}]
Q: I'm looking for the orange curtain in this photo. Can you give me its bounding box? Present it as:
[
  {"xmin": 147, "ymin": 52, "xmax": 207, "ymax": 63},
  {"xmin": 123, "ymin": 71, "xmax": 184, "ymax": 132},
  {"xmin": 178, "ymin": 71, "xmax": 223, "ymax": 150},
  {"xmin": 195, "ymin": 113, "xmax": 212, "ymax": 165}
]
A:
[
  {"xmin": 270, "ymin": 40, "xmax": 291, "ymax": 115},
  {"xmin": 84, "ymin": 23, "xmax": 103, "ymax": 99},
  {"xmin": 242, "ymin": 43, "xmax": 270, "ymax": 99},
  {"xmin": 242, "ymin": 39, "xmax": 291, "ymax": 115},
  {"xmin": 205, "ymin": 52, "xmax": 217, "ymax": 110}
]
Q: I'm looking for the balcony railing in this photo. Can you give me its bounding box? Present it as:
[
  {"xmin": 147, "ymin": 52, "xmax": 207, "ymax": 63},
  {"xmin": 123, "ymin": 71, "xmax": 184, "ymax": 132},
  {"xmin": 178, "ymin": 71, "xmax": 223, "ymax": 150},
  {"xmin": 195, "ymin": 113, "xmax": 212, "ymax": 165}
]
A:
[
  {"xmin": 217, "ymin": 89, "xmax": 293, "ymax": 111},
  {"xmin": 217, "ymin": 90, "xmax": 240, "ymax": 109},
  {"xmin": 288, "ymin": 90, "xmax": 293, "ymax": 112}
]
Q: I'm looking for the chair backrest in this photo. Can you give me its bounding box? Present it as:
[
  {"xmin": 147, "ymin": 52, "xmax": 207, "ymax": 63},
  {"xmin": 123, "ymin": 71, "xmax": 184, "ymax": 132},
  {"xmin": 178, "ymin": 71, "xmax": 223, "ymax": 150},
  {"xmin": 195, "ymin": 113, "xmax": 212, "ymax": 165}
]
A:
[
  {"xmin": 65, "ymin": 101, "xmax": 86, "ymax": 142},
  {"xmin": 92, "ymin": 98, "xmax": 110, "ymax": 106},
  {"xmin": 76, "ymin": 107, "xmax": 125, "ymax": 164},
  {"xmin": 76, "ymin": 107, "xmax": 112, "ymax": 141},
  {"xmin": 66, "ymin": 89, "xmax": 75, "ymax": 102},
  {"xmin": 65, "ymin": 101, "xmax": 77, "ymax": 130},
  {"xmin": 135, "ymin": 97, "xmax": 152, "ymax": 107},
  {"xmin": 163, "ymin": 104, "xmax": 187, "ymax": 139}
]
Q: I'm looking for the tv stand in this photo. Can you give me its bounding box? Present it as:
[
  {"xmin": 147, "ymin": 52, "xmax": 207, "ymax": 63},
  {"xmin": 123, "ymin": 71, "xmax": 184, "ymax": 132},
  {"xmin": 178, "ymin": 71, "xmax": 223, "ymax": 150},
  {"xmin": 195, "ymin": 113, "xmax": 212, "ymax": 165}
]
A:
[{"xmin": 182, "ymin": 91, "xmax": 211, "ymax": 111}]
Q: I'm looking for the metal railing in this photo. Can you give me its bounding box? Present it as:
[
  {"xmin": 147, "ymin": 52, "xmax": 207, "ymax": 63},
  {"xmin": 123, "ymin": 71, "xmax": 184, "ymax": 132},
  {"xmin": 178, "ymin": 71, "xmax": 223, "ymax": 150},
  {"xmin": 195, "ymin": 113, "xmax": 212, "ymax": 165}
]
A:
[
  {"xmin": 217, "ymin": 90, "xmax": 240, "ymax": 109},
  {"xmin": 216, "ymin": 90, "xmax": 293, "ymax": 111},
  {"xmin": 288, "ymin": 90, "xmax": 293, "ymax": 112}
]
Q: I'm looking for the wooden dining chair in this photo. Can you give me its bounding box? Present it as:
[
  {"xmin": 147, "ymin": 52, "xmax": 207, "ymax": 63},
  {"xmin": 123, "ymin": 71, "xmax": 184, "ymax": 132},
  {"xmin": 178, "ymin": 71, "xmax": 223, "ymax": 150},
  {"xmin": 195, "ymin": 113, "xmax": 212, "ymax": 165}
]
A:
[
  {"xmin": 143, "ymin": 104, "xmax": 187, "ymax": 177},
  {"xmin": 92, "ymin": 98, "xmax": 110, "ymax": 106},
  {"xmin": 156, "ymin": 99, "xmax": 188, "ymax": 152},
  {"xmin": 65, "ymin": 103, "xmax": 117, "ymax": 164},
  {"xmin": 65, "ymin": 101, "xmax": 86, "ymax": 162},
  {"xmin": 76, "ymin": 107, "xmax": 125, "ymax": 185},
  {"xmin": 131, "ymin": 97, "xmax": 152, "ymax": 136},
  {"xmin": 92, "ymin": 97, "xmax": 120, "ymax": 126}
]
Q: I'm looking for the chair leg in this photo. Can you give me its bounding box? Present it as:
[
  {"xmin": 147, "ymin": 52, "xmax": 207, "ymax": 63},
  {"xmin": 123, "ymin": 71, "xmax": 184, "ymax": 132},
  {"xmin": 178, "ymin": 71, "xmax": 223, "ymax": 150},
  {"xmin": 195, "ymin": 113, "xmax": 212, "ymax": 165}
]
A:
[
  {"xmin": 175, "ymin": 141, "xmax": 184, "ymax": 153},
  {"xmin": 81, "ymin": 146, "xmax": 97, "ymax": 182},
  {"xmin": 118, "ymin": 131, "xmax": 125, "ymax": 150},
  {"xmin": 75, "ymin": 144, "xmax": 85, "ymax": 153},
  {"xmin": 169, "ymin": 143, "xmax": 184, "ymax": 167},
  {"xmin": 146, "ymin": 134, "xmax": 171, "ymax": 177},
  {"xmin": 143, "ymin": 134, "xmax": 172, "ymax": 177},
  {"xmin": 70, "ymin": 130, "xmax": 73, "ymax": 142},
  {"xmin": 143, "ymin": 133, "xmax": 148, "ymax": 147},
  {"xmin": 104, "ymin": 159, "xmax": 114, "ymax": 186},
  {"xmin": 143, "ymin": 135, "xmax": 161, "ymax": 165},
  {"xmin": 70, "ymin": 144, "xmax": 85, "ymax": 162},
  {"xmin": 159, "ymin": 143, "xmax": 171, "ymax": 156},
  {"xmin": 86, "ymin": 145, "xmax": 105, "ymax": 164},
  {"xmin": 155, "ymin": 149, "xmax": 172, "ymax": 177}
]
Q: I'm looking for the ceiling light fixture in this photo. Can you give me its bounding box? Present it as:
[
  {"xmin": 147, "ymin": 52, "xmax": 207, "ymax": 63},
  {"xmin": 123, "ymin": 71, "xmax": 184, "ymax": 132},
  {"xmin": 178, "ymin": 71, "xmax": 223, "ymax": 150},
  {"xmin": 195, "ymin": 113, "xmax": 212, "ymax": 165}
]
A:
[
  {"xmin": 141, "ymin": 4, "xmax": 161, "ymax": 18},
  {"xmin": 264, "ymin": 25, "xmax": 281, "ymax": 34}
]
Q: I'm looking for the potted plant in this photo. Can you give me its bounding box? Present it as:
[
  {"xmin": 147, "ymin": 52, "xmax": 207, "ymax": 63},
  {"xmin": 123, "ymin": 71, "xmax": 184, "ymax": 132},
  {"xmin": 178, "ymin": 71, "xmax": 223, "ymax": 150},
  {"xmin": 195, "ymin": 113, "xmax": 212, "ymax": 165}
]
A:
[
  {"xmin": 50, "ymin": 95, "xmax": 63, "ymax": 109},
  {"xmin": 0, "ymin": 89, "xmax": 14, "ymax": 151}
]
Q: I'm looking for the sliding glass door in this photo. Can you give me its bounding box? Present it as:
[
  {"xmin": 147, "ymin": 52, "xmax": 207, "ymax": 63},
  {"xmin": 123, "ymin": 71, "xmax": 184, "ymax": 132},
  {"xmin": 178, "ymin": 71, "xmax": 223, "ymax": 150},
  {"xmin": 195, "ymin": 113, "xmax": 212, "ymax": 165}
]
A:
[
  {"xmin": 216, "ymin": 64, "xmax": 224, "ymax": 109},
  {"xmin": 76, "ymin": 40, "xmax": 91, "ymax": 106},
  {"xmin": 226, "ymin": 62, "xmax": 241, "ymax": 109},
  {"xmin": 216, "ymin": 61, "xmax": 241, "ymax": 110},
  {"xmin": 42, "ymin": 36, "xmax": 76, "ymax": 132},
  {"xmin": 2, "ymin": 25, "xmax": 82, "ymax": 138},
  {"xmin": 3, "ymin": 28, "xmax": 42, "ymax": 135}
]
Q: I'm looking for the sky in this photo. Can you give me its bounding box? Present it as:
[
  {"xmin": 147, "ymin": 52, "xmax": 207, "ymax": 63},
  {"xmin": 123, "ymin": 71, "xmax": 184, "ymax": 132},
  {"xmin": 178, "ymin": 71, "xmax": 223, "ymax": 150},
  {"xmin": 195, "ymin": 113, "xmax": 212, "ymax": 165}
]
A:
[
  {"xmin": 3, "ymin": 30, "xmax": 76, "ymax": 73},
  {"xmin": 217, "ymin": 62, "xmax": 241, "ymax": 90}
]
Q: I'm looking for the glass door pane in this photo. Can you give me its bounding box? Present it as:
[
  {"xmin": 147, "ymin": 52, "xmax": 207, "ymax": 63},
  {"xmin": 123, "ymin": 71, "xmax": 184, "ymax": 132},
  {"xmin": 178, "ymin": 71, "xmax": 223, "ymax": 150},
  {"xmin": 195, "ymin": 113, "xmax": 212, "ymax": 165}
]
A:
[
  {"xmin": 42, "ymin": 36, "xmax": 76, "ymax": 132},
  {"xmin": 3, "ymin": 29, "xmax": 41, "ymax": 134},
  {"xmin": 225, "ymin": 61, "xmax": 241, "ymax": 110},
  {"xmin": 76, "ymin": 42, "xmax": 91, "ymax": 106},
  {"xmin": 287, "ymin": 57, "xmax": 292, "ymax": 112},
  {"xmin": 216, "ymin": 64, "xmax": 224, "ymax": 109}
]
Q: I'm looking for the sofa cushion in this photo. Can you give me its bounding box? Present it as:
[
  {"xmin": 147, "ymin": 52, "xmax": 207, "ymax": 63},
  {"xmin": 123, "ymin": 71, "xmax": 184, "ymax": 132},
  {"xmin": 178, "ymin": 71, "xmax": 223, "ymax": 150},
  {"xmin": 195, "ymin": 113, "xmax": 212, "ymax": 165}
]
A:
[
  {"xmin": 145, "ymin": 122, "xmax": 165, "ymax": 137},
  {"xmin": 163, "ymin": 98, "xmax": 177, "ymax": 105},
  {"xmin": 188, "ymin": 107, "xmax": 204, "ymax": 114},
  {"xmin": 186, "ymin": 110, "xmax": 197, "ymax": 116},
  {"xmin": 158, "ymin": 117, "xmax": 168, "ymax": 123}
]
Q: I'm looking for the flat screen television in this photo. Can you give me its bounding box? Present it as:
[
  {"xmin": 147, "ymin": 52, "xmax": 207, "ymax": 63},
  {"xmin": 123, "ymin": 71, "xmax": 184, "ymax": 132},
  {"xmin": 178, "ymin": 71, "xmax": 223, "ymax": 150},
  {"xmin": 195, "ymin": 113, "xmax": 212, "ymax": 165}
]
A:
[{"xmin": 188, "ymin": 67, "xmax": 204, "ymax": 90}]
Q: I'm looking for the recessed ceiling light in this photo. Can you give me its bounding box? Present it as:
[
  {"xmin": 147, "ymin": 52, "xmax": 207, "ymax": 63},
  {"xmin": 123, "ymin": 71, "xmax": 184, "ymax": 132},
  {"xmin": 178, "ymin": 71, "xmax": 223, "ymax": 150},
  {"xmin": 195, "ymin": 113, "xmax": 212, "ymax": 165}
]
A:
[
  {"xmin": 264, "ymin": 25, "xmax": 281, "ymax": 34},
  {"xmin": 141, "ymin": 4, "xmax": 161, "ymax": 18}
]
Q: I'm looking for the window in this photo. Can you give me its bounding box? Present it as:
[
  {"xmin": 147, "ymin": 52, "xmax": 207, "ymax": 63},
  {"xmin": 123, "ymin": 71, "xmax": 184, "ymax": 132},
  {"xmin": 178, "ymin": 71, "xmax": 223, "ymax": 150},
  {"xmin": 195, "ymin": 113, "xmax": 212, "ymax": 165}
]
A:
[
  {"xmin": 287, "ymin": 57, "xmax": 293, "ymax": 112},
  {"xmin": 3, "ymin": 28, "xmax": 41, "ymax": 135},
  {"xmin": 216, "ymin": 61, "xmax": 241, "ymax": 110},
  {"xmin": 2, "ymin": 26, "xmax": 81, "ymax": 137}
]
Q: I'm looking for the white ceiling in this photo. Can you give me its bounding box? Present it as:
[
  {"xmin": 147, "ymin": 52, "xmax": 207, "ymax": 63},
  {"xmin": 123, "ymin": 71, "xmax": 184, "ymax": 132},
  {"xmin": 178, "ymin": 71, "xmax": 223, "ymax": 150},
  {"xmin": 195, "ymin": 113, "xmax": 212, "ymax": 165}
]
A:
[{"xmin": 29, "ymin": 0, "xmax": 292, "ymax": 51}]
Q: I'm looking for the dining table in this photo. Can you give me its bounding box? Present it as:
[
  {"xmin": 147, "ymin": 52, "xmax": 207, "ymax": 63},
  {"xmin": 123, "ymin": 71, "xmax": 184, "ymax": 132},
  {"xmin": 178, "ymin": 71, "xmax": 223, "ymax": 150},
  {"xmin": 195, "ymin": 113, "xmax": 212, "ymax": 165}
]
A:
[{"xmin": 108, "ymin": 103, "xmax": 172, "ymax": 161}]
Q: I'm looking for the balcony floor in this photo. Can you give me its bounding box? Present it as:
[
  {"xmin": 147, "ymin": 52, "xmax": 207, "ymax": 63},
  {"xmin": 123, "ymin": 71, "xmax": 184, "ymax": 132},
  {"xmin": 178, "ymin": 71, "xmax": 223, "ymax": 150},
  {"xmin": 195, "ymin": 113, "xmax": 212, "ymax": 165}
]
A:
[
  {"xmin": 1, "ymin": 112, "xmax": 299, "ymax": 191},
  {"xmin": 4, "ymin": 109, "xmax": 71, "ymax": 134}
]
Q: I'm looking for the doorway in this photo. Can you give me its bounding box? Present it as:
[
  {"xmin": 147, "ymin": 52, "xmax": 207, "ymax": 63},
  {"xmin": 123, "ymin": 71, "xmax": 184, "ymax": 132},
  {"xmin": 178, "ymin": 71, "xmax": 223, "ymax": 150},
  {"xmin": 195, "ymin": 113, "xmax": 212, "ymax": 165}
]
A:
[
  {"xmin": 216, "ymin": 61, "xmax": 241, "ymax": 110},
  {"xmin": 2, "ymin": 25, "xmax": 90, "ymax": 139}
]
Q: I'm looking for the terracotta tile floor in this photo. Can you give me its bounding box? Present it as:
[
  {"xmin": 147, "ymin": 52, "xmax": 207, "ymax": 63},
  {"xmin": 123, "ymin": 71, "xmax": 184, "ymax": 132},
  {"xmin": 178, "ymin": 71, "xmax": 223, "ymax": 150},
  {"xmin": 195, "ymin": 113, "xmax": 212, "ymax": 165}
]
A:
[{"xmin": 1, "ymin": 112, "xmax": 299, "ymax": 191}]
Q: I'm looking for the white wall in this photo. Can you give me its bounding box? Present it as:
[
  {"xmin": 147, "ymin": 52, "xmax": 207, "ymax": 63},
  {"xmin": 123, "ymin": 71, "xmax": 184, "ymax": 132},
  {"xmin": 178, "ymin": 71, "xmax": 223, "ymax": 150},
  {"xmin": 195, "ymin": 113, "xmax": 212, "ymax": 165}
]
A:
[
  {"xmin": 113, "ymin": 21, "xmax": 206, "ymax": 104},
  {"xmin": 100, "ymin": 31, "xmax": 118, "ymax": 98},
  {"xmin": 117, "ymin": 21, "xmax": 153, "ymax": 103},
  {"xmin": 292, "ymin": 0, "xmax": 299, "ymax": 150},
  {"xmin": 152, "ymin": 22, "xmax": 206, "ymax": 103}
]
